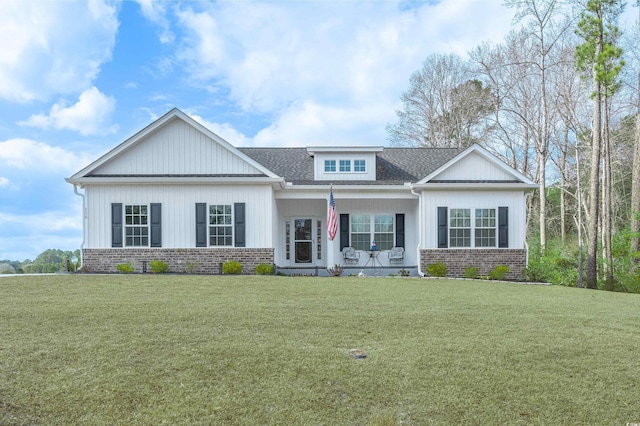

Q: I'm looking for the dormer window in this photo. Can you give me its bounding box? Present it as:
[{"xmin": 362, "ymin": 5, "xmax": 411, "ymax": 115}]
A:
[{"xmin": 309, "ymin": 146, "xmax": 381, "ymax": 181}]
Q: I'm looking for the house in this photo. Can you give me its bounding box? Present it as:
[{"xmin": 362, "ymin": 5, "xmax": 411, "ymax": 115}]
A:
[{"xmin": 66, "ymin": 108, "xmax": 537, "ymax": 279}]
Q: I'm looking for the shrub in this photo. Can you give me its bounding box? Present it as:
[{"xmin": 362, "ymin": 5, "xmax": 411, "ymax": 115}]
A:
[
  {"xmin": 427, "ymin": 262, "xmax": 447, "ymax": 277},
  {"xmin": 489, "ymin": 265, "xmax": 510, "ymax": 280},
  {"xmin": 327, "ymin": 264, "xmax": 344, "ymax": 276},
  {"xmin": 255, "ymin": 263, "xmax": 274, "ymax": 275},
  {"xmin": 222, "ymin": 260, "xmax": 242, "ymax": 275},
  {"xmin": 116, "ymin": 262, "xmax": 135, "ymax": 274},
  {"xmin": 399, "ymin": 268, "xmax": 411, "ymax": 277},
  {"xmin": 464, "ymin": 267, "xmax": 478, "ymax": 279},
  {"xmin": 150, "ymin": 260, "xmax": 169, "ymax": 274},
  {"xmin": 185, "ymin": 261, "xmax": 200, "ymax": 274}
]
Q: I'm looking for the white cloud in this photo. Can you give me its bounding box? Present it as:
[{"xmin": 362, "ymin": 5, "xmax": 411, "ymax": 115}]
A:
[
  {"xmin": 0, "ymin": 177, "xmax": 9, "ymax": 187},
  {"xmin": 172, "ymin": 0, "xmax": 515, "ymax": 146},
  {"xmin": 0, "ymin": 138, "xmax": 93, "ymax": 173},
  {"xmin": 19, "ymin": 87, "xmax": 118, "ymax": 136},
  {"xmin": 187, "ymin": 113, "xmax": 249, "ymax": 146},
  {"xmin": 0, "ymin": 1, "xmax": 118, "ymax": 102},
  {"xmin": 136, "ymin": 0, "xmax": 175, "ymax": 44}
]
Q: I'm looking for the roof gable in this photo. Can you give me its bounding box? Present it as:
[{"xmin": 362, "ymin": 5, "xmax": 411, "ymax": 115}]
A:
[
  {"xmin": 69, "ymin": 109, "xmax": 278, "ymax": 179},
  {"xmin": 418, "ymin": 144, "xmax": 536, "ymax": 185}
]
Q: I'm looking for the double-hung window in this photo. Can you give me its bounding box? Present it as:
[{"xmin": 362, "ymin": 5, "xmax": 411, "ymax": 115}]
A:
[
  {"xmin": 339, "ymin": 160, "xmax": 351, "ymax": 172},
  {"xmin": 350, "ymin": 214, "xmax": 394, "ymax": 250},
  {"xmin": 125, "ymin": 205, "xmax": 148, "ymax": 246},
  {"xmin": 449, "ymin": 208, "xmax": 497, "ymax": 248},
  {"xmin": 351, "ymin": 215, "xmax": 370, "ymax": 250},
  {"xmin": 475, "ymin": 209, "xmax": 496, "ymax": 247},
  {"xmin": 209, "ymin": 205, "xmax": 232, "ymax": 246},
  {"xmin": 354, "ymin": 160, "xmax": 366, "ymax": 172},
  {"xmin": 449, "ymin": 209, "xmax": 471, "ymax": 247},
  {"xmin": 324, "ymin": 160, "xmax": 336, "ymax": 172}
]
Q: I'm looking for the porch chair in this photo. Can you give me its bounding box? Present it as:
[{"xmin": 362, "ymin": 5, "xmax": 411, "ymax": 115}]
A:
[
  {"xmin": 388, "ymin": 247, "xmax": 404, "ymax": 265},
  {"xmin": 342, "ymin": 247, "xmax": 360, "ymax": 265}
]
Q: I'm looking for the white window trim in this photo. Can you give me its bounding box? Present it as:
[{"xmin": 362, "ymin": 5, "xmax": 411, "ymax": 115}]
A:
[
  {"xmin": 350, "ymin": 214, "xmax": 394, "ymax": 251},
  {"xmin": 124, "ymin": 204, "xmax": 149, "ymax": 247},
  {"xmin": 209, "ymin": 204, "xmax": 234, "ymax": 247},
  {"xmin": 448, "ymin": 207, "xmax": 498, "ymax": 248}
]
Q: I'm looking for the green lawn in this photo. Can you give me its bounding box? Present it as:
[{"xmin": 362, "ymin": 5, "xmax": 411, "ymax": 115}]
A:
[{"xmin": 1, "ymin": 275, "xmax": 639, "ymax": 425}]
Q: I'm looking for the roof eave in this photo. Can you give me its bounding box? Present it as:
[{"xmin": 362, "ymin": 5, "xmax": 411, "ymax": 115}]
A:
[
  {"xmin": 66, "ymin": 176, "xmax": 285, "ymax": 185},
  {"xmin": 412, "ymin": 182, "xmax": 538, "ymax": 190}
]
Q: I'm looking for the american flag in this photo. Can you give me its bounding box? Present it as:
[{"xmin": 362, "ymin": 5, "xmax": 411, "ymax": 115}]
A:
[{"xmin": 327, "ymin": 187, "xmax": 338, "ymax": 241}]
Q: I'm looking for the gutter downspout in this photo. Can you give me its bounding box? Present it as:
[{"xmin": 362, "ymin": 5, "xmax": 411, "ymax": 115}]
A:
[
  {"xmin": 73, "ymin": 184, "xmax": 86, "ymax": 271},
  {"xmin": 410, "ymin": 186, "xmax": 425, "ymax": 277}
]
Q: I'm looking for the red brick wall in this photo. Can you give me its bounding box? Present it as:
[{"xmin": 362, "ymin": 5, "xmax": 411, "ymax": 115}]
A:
[
  {"xmin": 421, "ymin": 249, "xmax": 527, "ymax": 281},
  {"xmin": 82, "ymin": 248, "xmax": 274, "ymax": 274}
]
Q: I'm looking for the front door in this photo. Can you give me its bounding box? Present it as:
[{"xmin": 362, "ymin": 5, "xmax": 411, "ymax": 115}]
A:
[{"xmin": 294, "ymin": 218, "xmax": 314, "ymax": 264}]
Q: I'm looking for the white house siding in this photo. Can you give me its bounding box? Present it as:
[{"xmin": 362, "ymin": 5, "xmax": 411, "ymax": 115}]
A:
[
  {"xmin": 420, "ymin": 189, "xmax": 527, "ymax": 249},
  {"xmin": 432, "ymin": 151, "xmax": 513, "ymax": 181},
  {"xmin": 85, "ymin": 184, "xmax": 274, "ymax": 248},
  {"xmin": 93, "ymin": 119, "xmax": 263, "ymax": 176}
]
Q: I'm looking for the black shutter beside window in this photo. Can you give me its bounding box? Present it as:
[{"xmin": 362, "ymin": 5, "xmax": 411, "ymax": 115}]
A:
[
  {"xmin": 150, "ymin": 203, "xmax": 162, "ymax": 247},
  {"xmin": 339, "ymin": 214, "xmax": 350, "ymax": 250},
  {"xmin": 195, "ymin": 203, "xmax": 207, "ymax": 247},
  {"xmin": 395, "ymin": 213, "xmax": 405, "ymax": 248},
  {"xmin": 437, "ymin": 207, "xmax": 448, "ymax": 248},
  {"xmin": 112, "ymin": 203, "xmax": 123, "ymax": 248},
  {"xmin": 498, "ymin": 206, "xmax": 509, "ymax": 248},
  {"xmin": 234, "ymin": 203, "xmax": 246, "ymax": 247}
]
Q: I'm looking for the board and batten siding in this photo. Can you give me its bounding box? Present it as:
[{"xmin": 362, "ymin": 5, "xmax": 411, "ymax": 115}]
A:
[
  {"xmin": 420, "ymin": 190, "xmax": 527, "ymax": 249},
  {"xmin": 432, "ymin": 151, "xmax": 513, "ymax": 181},
  {"xmin": 85, "ymin": 184, "xmax": 275, "ymax": 248},
  {"xmin": 93, "ymin": 119, "xmax": 263, "ymax": 176}
]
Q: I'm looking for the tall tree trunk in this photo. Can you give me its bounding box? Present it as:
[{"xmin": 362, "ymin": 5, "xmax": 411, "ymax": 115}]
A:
[
  {"xmin": 602, "ymin": 96, "xmax": 614, "ymax": 287},
  {"xmin": 576, "ymin": 143, "xmax": 584, "ymax": 288},
  {"xmin": 587, "ymin": 76, "xmax": 602, "ymax": 290},
  {"xmin": 630, "ymin": 90, "xmax": 640, "ymax": 261}
]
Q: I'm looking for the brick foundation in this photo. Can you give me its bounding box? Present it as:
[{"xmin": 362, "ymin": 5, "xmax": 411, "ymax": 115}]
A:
[
  {"xmin": 421, "ymin": 249, "xmax": 527, "ymax": 281},
  {"xmin": 82, "ymin": 248, "xmax": 274, "ymax": 275}
]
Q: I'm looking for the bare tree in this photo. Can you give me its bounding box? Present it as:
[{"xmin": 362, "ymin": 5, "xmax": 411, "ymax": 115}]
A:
[{"xmin": 387, "ymin": 53, "xmax": 495, "ymax": 148}]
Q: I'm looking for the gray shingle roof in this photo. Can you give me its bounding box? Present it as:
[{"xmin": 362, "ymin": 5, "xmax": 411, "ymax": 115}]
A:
[{"xmin": 238, "ymin": 147, "xmax": 462, "ymax": 185}]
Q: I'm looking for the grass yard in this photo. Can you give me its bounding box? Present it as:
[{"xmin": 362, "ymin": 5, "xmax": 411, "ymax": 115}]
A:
[{"xmin": 1, "ymin": 275, "xmax": 639, "ymax": 425}]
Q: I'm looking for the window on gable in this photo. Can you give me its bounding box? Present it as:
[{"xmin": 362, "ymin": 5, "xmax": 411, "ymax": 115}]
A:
[
  {"xmin": 125, "ymin": 205, "xmax": 149, "ymax": 246},
  {"xmin": 209, "ymin": 205, "xmax": 233, "ymax": 246},
  {"xmin": 324, "ymin": 160, "xmax": 336, "ymax": 172},
  {"xmin": 354, "ymin": 160, "xmax": 366, "ymax": 172},
  {"xmin": 339, "ymin": 160, "xmax": 351, "ymax": 172}
]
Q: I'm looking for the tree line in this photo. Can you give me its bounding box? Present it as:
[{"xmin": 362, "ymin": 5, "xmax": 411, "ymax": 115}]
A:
[
  {"xmin": 388, "ymin": 0, "xmax": 640, "ymax": 291},
  {"xmin": 0, "ymin": 249, "xmax": 81, "ymax": 274}
]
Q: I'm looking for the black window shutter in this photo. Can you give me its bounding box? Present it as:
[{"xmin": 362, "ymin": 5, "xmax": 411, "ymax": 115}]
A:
[
  {"xmin": 339, "ymin": 214, "xmax": 350, "ymax": 250},
  {"xmin": 437, "ymin": 207, "xmax": 448, "ymax": 248},
  {"xmin": 234, "ymin": 203, "xmax": 246, "ymax": 247},
  {"xmin": 150, "ymin": 203, "xmax": 162, "ymax": 247},
  {"xmin": 395, "ymin": 213, "xmax": 405, "ymax": 248},
  {"xmin": 498, "ymin": 206, "xmax": 509, "ymax": 248},
  {"xmin": 195, "ymin": 203, "xmax": 207, "ymax": 247},
  {"xmin": 112, "ymin": 203, "xmax": 123, "ymax": 248}
]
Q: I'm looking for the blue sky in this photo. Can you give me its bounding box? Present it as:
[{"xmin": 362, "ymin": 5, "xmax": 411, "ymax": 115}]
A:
[{"xmin": 0, "ymin": 0, "xmax": 584, "ymax": 261}]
